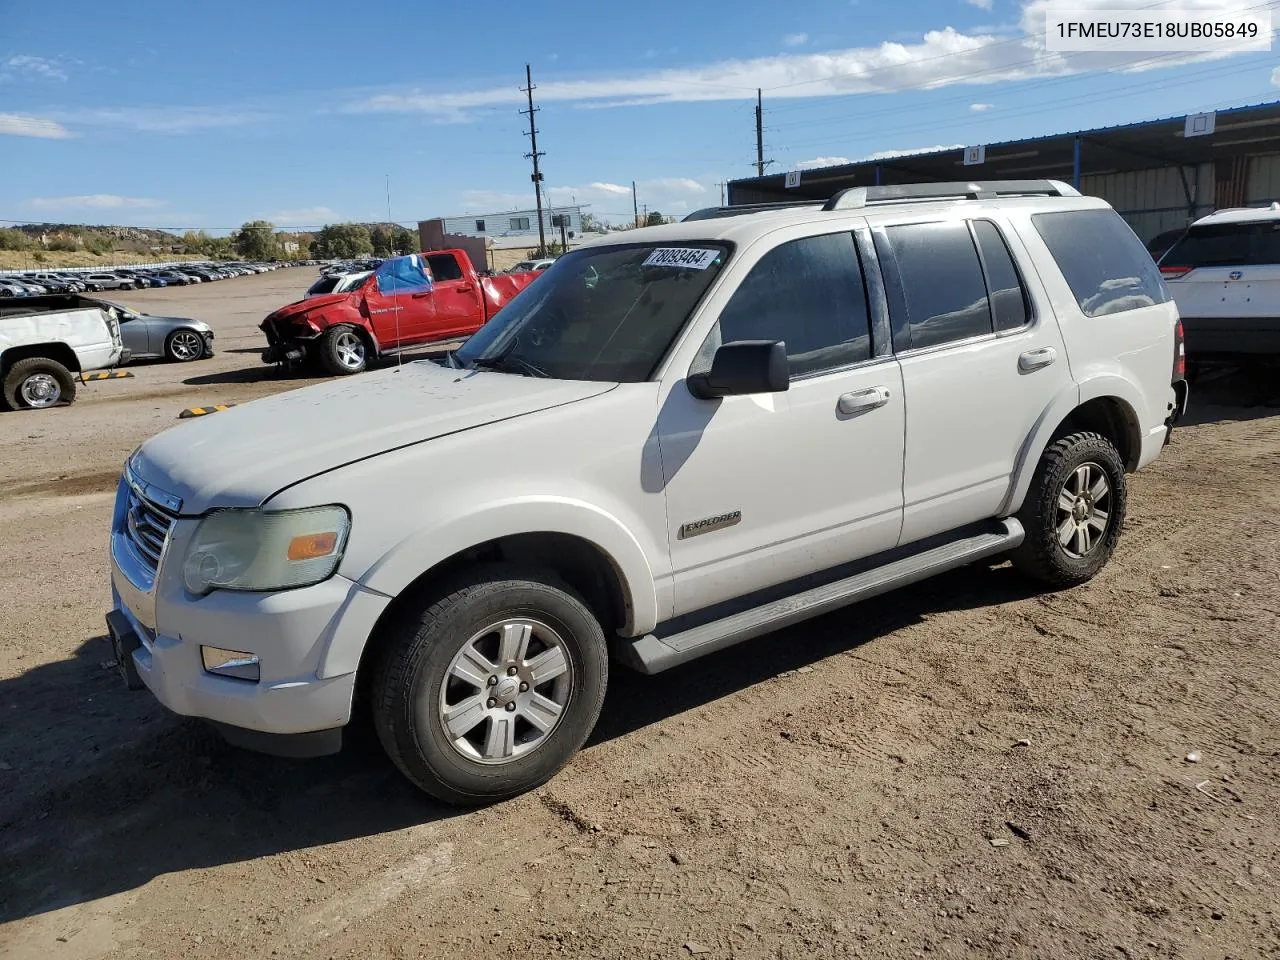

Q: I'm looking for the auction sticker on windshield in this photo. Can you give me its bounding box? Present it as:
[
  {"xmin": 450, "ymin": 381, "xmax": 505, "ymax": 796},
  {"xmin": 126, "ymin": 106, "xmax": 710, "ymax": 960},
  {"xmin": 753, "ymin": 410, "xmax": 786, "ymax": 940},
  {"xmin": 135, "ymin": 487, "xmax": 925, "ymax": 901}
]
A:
[{"xmin": 643, "ymin": 248, "xmax": 722, "ymax": 270}]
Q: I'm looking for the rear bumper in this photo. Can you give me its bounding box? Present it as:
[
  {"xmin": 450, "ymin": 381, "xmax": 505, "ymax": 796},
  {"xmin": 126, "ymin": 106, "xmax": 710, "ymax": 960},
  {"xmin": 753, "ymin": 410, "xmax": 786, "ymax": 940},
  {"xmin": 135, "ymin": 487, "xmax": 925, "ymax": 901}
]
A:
[{"xmin": 1181, "ymin": 317, "xmax": 1280, "ymax": 359}]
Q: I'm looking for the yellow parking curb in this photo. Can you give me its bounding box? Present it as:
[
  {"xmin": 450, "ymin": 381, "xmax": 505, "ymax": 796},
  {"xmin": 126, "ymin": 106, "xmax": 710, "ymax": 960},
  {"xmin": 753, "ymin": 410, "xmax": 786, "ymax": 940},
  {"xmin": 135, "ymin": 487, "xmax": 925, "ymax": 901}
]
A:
[
  {"xmin": 179, "ymin": 404, "xmax": 236, "ymax": 419},
  {"xmin": 81, "ymin": 370, "xmax": 134, "ymax": 382}
]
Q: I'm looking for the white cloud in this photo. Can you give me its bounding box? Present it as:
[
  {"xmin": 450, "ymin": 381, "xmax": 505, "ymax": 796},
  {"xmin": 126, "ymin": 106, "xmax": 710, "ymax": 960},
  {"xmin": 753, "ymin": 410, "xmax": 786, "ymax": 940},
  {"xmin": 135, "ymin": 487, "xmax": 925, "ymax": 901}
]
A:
[
  {"xmin": 587, "ymin": 182, "xmax": 632, "ymax": 195},
  {"xmin": 784, "ymin": 33, "xmax": 809, "ymax": 47},
  {"xmin": 58, "ymin": 106, "xmax": 271, "ymax": 134},
  {"xmin": 970, "ymin": 101, "xmax": 993, "ymax": 111},
  {"xmin": 342, "ymin": 1, "xmax": 1248, "ymax": 119},
  {"xmin": 965, "ymin": 0, "xmax": 993, "ymax": 10},
  {"xmin": 1272, "ymin": 65, "xmax": 1280, "ymax": 87},
  {"xmin": 859, "ymin": 143, "xmax": 966, "ymax": 161},
  {"xmin": 1, "ymin": 55, "xmax": 67, "ymax": 81},
  {"xmin": 27, "ymin": 195, "xmax": 165, "ymax": 211},
  {"xmin": 0, "ymin": 112, "xmax": 73, "ymax": 138},
  {"xmin": 797, "ymin": 156, "xmax": 854, "ymax": 169},
  {"xmin": 268, "ymin": 206, "xmax": 339, "ymax": 226}
]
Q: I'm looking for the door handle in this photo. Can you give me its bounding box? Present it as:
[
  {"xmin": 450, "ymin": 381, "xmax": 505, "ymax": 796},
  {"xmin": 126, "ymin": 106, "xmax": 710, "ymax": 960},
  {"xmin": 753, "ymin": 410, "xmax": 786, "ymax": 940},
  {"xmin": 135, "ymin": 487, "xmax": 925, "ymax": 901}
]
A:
[
  {"xmin": 455, "ymin": 284, "xmax": 474, "ymax": 293},
  {"xmin": 837, "ymin": 386, "xmax": 891, "ymax": 415},
  {"xmin": 411, "ymin": 291, "xmax": 433, "ymax": 299},
  {"xmin": 1019, "ymin": 347, "xmax": 1057, "ymax": 372}
]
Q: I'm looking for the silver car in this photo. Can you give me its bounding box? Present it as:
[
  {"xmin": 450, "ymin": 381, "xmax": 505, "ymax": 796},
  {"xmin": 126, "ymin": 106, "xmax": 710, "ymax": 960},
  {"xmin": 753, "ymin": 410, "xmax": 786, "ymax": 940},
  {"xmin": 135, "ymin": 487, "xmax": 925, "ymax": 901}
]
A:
[{"xmin": 105, "ymin": 301, "xmax": 214, "ymax": 363}]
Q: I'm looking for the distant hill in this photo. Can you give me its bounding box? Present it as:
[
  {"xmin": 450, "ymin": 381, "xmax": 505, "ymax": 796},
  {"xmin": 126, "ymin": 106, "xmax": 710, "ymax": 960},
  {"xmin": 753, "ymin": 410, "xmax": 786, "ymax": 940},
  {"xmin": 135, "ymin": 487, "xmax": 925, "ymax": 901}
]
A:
[{"xmin": 11, "ymin": 222, "xmax": 181, "ymax": 245}]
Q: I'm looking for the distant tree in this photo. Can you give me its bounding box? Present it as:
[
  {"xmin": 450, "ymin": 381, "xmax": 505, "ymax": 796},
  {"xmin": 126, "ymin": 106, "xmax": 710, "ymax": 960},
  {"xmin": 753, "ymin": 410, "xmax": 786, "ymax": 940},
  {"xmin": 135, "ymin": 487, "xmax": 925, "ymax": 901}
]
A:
[
  {"xmin": 311, "ymin": 223, "xmax": 373, "ymax": 259},
  {"xmin": 369, "ymin": 225, "xmax": 395, "ymax": 257},
  {"xmin": 206, "ymin": 235, "xmax": 236, "ymax": 259},
  {"xmin": 644, "ymin": 211, "xmax": 666, "ymax": 227},
  {"xmin": 0, "ymin": 227, "xmax": 31, "ymax": 251},
  {"xmin": 86, "ymin": 235, "xmax": 113, "ymax": 255},
  {"xmin": 393, "ymin": 226, "xmax": 415, "ymax": 254},
  {"xmin": 182, "ymin": 230, "xmax": 212, "ymax": 255},
  {"xmin": 47, "ymin": 237, "xmax": 79, "ymax": 252},
  {"xmin": 234, "ymin": 220, "xmax": 279, "ymax": 260},
  {"xmin": 579, "ymin": 212, "xmax": 600, "ymax": 233}
]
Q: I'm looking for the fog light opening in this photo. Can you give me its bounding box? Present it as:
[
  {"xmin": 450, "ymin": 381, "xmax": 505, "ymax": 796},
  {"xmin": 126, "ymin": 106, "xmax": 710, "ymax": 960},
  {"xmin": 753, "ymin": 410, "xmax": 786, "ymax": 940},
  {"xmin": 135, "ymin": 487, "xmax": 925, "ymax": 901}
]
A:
[{"xmin": 201, "ymin": 646, "xmax": 261, "ymax": 682}]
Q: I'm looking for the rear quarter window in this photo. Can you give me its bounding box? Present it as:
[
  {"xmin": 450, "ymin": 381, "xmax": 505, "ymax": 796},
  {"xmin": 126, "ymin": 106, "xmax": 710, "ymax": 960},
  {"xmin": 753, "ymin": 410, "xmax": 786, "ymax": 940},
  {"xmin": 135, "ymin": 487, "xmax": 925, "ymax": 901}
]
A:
[
  {"xmin": 1160, "ymin": 220, "xmax": 1280, "ymax": 268},
  {"xmin": 1033, "ymin": 208, "xmax": 1171, "ymax": 318}
]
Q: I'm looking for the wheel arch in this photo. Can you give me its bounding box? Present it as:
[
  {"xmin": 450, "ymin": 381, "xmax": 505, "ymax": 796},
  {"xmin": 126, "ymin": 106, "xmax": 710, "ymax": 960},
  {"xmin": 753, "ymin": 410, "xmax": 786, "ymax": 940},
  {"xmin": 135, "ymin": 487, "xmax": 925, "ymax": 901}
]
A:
[
  {"xmin": 0, "ymin": 342, "xmax": 82, "ymax": 375},
  {"xmin": 1001, "ymin": 379, "xmax": 1143, "ymax": 516}
]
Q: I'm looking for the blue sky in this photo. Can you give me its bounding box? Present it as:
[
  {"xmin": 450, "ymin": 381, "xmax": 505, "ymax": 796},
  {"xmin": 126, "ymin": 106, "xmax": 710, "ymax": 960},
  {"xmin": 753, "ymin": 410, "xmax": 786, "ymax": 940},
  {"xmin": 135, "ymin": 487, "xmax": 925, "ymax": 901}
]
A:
[{"xmin": 1, "ymin": 0, "xmax": 1277, "ymax": 231}]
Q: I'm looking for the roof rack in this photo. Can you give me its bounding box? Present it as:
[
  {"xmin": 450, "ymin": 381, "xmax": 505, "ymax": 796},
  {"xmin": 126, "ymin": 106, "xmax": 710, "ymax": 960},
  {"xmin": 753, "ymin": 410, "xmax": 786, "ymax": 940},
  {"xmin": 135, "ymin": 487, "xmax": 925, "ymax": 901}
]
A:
[
  {"xmin": 681, "ymin": 200, "xmax": 825, "ymax": 222},
  {"xmin": 823, "ymin": 179, "xmax": 1080, "ymax": 211}
]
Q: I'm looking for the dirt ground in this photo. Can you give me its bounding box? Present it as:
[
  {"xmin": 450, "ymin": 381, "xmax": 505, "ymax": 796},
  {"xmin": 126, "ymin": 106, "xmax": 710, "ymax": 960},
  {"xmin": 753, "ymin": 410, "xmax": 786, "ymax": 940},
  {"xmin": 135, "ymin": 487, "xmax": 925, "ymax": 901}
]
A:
[{"xmin": 0, "ymin": 268, "xmax": 1277, "ymax": 960}]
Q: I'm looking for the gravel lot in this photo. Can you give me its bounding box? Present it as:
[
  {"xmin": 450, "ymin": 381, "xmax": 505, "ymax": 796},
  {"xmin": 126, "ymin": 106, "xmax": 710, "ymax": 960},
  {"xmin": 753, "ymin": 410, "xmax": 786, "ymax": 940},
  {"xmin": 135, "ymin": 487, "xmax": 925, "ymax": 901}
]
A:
[{"xmin": 1, "ymin": 268, "xmax": 1277, "ymax": 960}]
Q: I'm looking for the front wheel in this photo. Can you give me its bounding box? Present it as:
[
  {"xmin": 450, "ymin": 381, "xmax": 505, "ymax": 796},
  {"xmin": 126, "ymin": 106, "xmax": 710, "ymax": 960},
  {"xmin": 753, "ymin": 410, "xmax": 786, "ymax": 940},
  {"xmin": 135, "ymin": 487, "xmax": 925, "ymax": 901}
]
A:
[
  {"xmin": 318, "ymin": 324, "xmax": 368, "ymax": 375},
  {"xmin": 1010, "ymin": 431, "xmax": 1127, "ymax": 587},
  {"xmin": 165, "ymin": 329, "xmax": 205, "ymax": 362},
  {"xmin": 370, "ymin": 568, "xmax": 609, "ymax": 805}
]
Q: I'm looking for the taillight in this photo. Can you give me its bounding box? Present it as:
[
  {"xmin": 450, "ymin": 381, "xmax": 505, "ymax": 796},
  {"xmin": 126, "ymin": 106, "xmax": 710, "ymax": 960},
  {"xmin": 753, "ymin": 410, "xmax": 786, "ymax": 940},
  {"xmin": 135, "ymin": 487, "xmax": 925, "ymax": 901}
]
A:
[
  {"xmin": 1160, "ymin": 265, "xmax": 1192, "ymax": 279},
  {"xmin": 1174, "ymin": 318, "xmax": 1186, "ymax": 380}
]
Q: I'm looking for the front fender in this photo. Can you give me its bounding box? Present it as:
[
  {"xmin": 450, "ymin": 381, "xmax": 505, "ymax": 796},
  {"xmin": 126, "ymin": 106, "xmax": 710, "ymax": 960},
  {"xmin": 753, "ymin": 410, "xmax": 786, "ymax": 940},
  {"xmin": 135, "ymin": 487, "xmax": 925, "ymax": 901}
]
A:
[
  {"xmin": 319, "ymin": 496, "xmax": 660, "ymax": 677},
  {"xmin": 999, "ymin": 374, "xmax": 1146, "ymax": 516}
]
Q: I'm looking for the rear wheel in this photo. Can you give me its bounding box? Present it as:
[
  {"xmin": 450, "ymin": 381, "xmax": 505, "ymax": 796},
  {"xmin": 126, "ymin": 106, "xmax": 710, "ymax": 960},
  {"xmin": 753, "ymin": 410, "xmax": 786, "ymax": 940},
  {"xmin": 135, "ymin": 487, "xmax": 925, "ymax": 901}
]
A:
[
  {"xmin": 2, "ymin": 357, "xmax": 77, "ymax": 411},
  {"xmin": 318, "ymin": 325, "xmax": 368, "ymax": 375},
  {"xmin": 370, "ymin": 567, "xmax": 609, "ymax": 805},
  {"xmin": 1010, "ymin": 431, "xmax": 1126, "ymax": 587}
]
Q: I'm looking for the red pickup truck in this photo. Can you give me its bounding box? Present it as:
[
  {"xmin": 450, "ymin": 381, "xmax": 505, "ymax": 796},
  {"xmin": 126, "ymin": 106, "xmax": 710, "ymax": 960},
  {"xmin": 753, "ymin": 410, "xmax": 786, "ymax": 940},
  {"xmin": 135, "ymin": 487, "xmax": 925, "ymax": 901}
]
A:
[{"xmin": 261, "ymin": 250, "xmax": 538, "ymax": 375}]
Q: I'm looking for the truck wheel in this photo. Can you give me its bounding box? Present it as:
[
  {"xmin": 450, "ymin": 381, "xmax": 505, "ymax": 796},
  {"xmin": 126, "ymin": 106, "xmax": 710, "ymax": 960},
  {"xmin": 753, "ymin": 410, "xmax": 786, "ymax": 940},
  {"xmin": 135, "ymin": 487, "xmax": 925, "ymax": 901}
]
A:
[
  {"xmin": 318, "ymin": 325, "xmax": 367, "ymax": 375},
  {"xmin": 2, "ymin": 357, "xmax": 77, "ymax": 411},
  {"xmin": 1010, "ymin": 431, "xmax": 1127, "ymax": 588},
  {"xmin": 370, "ymin": 567, "xmax": 609, "ymax": 806}
]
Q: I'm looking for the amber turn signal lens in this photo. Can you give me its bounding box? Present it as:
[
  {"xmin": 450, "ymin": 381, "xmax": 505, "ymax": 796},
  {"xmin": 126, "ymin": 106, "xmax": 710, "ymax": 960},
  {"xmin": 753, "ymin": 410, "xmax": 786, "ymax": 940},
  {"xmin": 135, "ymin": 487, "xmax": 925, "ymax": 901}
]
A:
[{"xmin": 287, "ymin": 532, "xmax": 338, "ymax": 561}]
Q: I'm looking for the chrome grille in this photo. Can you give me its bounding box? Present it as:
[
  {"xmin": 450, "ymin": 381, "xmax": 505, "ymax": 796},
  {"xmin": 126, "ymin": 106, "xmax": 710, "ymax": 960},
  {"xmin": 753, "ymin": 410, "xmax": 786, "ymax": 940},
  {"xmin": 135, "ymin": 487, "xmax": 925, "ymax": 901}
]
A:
[{"xmin": 124, "ymin": 483, "xmax": 177, "ymax": 573}]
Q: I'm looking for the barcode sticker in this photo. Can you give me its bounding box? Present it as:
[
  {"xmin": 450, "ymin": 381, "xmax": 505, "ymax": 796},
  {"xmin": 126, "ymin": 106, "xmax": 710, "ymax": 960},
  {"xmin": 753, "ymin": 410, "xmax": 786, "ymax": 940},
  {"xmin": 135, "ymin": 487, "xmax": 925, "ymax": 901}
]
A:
[{"xmin": 642, "ymin": 247, "xmax": 721, "ymax": 270}]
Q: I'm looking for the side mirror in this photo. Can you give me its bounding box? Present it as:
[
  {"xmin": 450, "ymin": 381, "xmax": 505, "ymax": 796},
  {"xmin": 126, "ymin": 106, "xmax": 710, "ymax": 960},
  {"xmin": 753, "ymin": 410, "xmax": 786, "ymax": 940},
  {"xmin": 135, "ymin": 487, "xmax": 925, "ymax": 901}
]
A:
[{"xmin": 687, "ymin": 340, "xmax": 789, "ymax": 400}]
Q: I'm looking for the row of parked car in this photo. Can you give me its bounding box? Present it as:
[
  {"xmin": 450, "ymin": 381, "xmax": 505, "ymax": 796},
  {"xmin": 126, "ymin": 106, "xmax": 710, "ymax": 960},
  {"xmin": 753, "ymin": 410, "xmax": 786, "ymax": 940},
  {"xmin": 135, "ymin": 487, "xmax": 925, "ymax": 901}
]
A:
[{"xmin": 0, "ymin": 261, "xmax": 283, "ymax": 298}]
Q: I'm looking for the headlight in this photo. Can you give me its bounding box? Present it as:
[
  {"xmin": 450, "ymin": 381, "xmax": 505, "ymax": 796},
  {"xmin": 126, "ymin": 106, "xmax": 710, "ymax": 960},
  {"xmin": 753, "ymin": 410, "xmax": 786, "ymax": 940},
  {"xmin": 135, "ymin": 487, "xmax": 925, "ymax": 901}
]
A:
[{"xmin": 182, "ymin": 505, "xmax": 350, "ymax": 595}]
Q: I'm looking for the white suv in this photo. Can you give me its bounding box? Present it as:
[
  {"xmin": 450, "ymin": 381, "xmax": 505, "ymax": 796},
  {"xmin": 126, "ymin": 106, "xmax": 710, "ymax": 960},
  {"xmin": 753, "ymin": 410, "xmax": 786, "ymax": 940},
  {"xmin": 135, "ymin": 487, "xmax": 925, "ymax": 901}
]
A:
[
  {"xmin": 106, "ymin": 180, "xmax": 1187, "ymax": 804},
  {"xmin": 1157, "ymin": 203, "xmax": 1280, "ymax": 366}
]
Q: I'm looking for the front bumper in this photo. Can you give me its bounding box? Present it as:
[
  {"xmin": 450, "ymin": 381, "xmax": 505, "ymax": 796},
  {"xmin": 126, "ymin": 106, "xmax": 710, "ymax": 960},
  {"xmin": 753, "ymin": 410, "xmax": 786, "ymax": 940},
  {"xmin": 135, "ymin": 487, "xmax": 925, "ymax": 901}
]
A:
[{"xmin": 108, "ymin": 475, "xmax": 389, "ymax": 755}]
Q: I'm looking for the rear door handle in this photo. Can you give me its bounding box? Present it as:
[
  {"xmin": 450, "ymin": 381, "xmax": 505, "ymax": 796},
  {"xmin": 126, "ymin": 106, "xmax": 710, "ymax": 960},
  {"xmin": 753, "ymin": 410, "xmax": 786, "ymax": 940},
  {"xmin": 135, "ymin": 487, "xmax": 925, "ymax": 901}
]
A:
[
  {"xmin": 1019, "ymin": 346, "xmax": 1057, "ymax": 372},
  {"xmin": 838, "ymin": 386, "xmax": 891, "ymax": 415}
]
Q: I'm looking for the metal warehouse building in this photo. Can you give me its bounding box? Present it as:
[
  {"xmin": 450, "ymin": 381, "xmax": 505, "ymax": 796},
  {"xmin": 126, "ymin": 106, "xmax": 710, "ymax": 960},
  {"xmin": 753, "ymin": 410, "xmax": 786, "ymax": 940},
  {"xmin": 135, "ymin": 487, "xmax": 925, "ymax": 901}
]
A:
[{"xmin": 727, "ymin": 100, "xmax": 1280, "ymax": 247}]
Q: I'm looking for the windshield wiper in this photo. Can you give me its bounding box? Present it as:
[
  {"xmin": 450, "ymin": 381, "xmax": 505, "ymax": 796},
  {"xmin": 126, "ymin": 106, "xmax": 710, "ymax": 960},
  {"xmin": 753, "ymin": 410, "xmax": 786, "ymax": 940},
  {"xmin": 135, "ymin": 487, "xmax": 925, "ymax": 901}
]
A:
[{"xmin": 469, "ymin": 336, "xmax": 550, "ymax": 378}]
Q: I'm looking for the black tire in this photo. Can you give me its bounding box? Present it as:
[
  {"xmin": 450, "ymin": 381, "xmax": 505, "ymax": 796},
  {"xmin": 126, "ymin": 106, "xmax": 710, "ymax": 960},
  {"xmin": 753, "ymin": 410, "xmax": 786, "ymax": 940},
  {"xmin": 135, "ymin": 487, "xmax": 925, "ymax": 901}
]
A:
[
  {"xmin": 164, "ymin": 329, "xmax": 205, "ymax": 363},
  {"xmin": 370, "ymin": 566, "xmax": 609, "ymax": 806},
  {"xmin": 318, "ymin": 324, "xmax": 368, "ymax": 375},
  {"xmin": 1010, "ymin": 431, "xmax": 1127, "ymax": 588},
  {"xmin": 2, "ymin": 357, "xmax": 77, "ymax": 411}
]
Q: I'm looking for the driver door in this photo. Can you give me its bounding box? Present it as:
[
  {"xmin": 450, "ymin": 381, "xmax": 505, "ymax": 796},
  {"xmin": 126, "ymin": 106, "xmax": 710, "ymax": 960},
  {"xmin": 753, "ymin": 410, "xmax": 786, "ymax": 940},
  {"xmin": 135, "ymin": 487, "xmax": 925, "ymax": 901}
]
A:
[
  {"xmin": 366, "ymin": 255, "xmax": 435, "ymax": 347},
  {"xmin": 657, "ymin": 228, "xmax": 906, "ymax": 617}
]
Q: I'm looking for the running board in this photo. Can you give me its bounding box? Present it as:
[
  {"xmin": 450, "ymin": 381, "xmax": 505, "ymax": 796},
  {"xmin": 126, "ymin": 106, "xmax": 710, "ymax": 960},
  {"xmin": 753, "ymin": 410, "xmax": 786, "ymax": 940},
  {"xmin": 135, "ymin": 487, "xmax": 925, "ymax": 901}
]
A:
[{"xmin": 619, "ymin": 518, "xmax": 1024, "ymax": 675}]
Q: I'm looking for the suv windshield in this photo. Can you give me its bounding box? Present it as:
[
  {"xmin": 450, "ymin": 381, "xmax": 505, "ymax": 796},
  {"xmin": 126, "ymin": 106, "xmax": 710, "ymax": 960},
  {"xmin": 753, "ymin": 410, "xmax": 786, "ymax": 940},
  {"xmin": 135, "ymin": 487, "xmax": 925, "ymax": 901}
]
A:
[
  {"xmin": 455, "ymin": 242, "xmax": 730, "ymax": 383},
  {"xmin": 1160, "ymin": 220, "xmax": 1280, "ymax": 268}
]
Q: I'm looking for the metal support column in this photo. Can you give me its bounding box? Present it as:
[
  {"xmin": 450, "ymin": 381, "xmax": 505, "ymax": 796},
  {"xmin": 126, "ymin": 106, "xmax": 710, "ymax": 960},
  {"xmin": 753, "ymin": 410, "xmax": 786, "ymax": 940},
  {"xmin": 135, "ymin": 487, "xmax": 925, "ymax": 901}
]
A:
[
  {"xmin": 875, "ymin": 164, "xmax": 882, "ymax": 186},
  {"xmin": 1072, "ymin": 136, "xmax": 1082, "ymax": 190}
]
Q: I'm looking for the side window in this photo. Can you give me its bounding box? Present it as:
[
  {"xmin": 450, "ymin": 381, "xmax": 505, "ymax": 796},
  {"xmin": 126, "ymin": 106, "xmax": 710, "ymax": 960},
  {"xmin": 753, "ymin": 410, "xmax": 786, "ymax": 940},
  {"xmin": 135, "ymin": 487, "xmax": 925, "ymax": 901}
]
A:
[
  {"xmin": 425, "ymin": 253, "xmax": 464, "ymax": 282},
  {"xmin": 714, "ymin": 232, "xmax": 872, "ymax": 378},
  {"xmin": 475, "ymin": 219, "xmax": 486, "ymax": 232},
  {"xmin": 972, "ymin": 220, "xmax": 1029, "ymax": 332},
  {"xmin": 1033, "ymin": 208, "xmax": 1171, "ymax": 317},
  {"xmin": 884, "ymin": 221, "xmax": 992, "ymax": 349}
]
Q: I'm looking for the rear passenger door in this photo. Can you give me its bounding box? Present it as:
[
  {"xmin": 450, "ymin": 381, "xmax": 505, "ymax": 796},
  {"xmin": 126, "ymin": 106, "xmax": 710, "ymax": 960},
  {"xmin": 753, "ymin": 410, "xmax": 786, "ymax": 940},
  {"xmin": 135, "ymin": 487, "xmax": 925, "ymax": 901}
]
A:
[
  {"xmin": 425, "ymin": 253, "xmax": 487, "ymax": 338},
  {"xmin": 874, "ymin": 216, "xmax": 1071, "ymax": 545},
  {"xmin": 659, "ymin": 228, "xmax": 906, "ymax": 617}
]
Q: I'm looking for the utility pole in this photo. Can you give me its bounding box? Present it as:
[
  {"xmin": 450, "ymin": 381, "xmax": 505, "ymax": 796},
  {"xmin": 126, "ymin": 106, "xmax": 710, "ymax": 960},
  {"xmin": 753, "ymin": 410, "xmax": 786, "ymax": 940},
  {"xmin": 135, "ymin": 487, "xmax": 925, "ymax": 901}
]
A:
[
  {"xmin": 755, "ymin": 88, "xmax": 765, "ymax": 178},
  {"xmin": 520, "ymin": 63, "xmax": 547, "ymax": 254},
  {"xmin": 716, "ymin": 181, "xmax": 726, "ymax": 205},
  {"xmin": 632, "ymin": 180, "xmax": 639, "ymax": 228}
]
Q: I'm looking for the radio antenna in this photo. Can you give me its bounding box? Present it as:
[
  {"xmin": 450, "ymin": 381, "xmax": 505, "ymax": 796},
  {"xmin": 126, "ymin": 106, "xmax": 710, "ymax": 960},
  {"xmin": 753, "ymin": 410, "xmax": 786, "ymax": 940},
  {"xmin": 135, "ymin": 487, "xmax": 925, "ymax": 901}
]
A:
[{"xmin": 387, "ymin": 172, "xmax": 403, "ymax": 371}]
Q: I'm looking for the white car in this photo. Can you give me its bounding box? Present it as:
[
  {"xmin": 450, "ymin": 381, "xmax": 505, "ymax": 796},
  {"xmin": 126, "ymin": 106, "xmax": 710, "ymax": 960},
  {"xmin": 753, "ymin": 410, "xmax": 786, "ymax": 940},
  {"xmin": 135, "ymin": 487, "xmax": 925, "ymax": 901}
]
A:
[
  {"xmin": 508, "ymin": 258, "xmax": 556, "ymax": 273},
  {"xmin": 2, "ymin": 295, "xmax": 126, "ymax": 409},
  {"xmin": 1157, "ymin": 203, "xmax": 1280, "ymax": 367},
  {"xmin": 106, "ymin": 180, "xmax": 1186, "ymax": 804},
  {"xmin": 303, "ymin": 270, "xmax": 372, "ymax": 298}
]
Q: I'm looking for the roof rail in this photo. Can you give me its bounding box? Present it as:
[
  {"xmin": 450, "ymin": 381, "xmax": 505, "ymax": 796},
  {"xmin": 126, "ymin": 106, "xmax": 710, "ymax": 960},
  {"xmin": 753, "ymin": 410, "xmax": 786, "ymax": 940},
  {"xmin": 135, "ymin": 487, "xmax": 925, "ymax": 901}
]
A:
[
  {"xmin": 823, "ymin": 179, "xmax": 1080, "ymax": 211},
  {"xmin": 682, "ymin": 200, "xmax": 825, "ymax": 222}
]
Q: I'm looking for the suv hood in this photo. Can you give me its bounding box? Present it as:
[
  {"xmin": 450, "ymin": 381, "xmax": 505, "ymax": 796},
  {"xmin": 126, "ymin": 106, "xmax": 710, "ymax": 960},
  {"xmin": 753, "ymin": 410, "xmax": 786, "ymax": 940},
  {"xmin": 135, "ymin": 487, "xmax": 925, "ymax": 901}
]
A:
[{"xmin": 131, "ymin": 361, "xmax": 615, "ymax": 514}]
